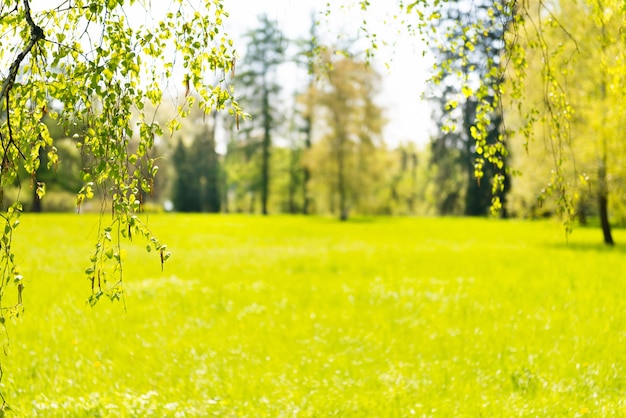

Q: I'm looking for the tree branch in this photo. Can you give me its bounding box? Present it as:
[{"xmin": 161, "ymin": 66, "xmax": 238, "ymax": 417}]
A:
[
  {"xmin": 0, "ymin": 4, "xmax": 18, "ymax": 23},
  {"xmin": 0, "ymin": 0, "xmax": 45, "ymax": 103}
]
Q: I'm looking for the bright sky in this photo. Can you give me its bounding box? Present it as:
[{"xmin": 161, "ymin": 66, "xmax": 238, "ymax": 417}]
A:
[
  {"xmin": 222, "ymin": 0, "xmax": 434, "ymax": 149},
  {"xmin": 25, "ymin": 0, "xmax": 433, "ymax": 149}
]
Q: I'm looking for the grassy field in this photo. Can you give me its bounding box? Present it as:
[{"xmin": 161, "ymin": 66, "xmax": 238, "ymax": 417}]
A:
[{"xmin": 0, "ymin": 214, "xmax": 625, "ymax": 416}]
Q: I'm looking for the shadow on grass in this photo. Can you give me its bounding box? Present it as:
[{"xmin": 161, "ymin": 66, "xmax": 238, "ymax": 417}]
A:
[
  {"xmin": 343, "ymin": 216, "xmax": 380, "ymax": 224},
  {"xmin": 546, "ymin": 241, "xmax": 626, "ymax": 254},
  {"xmin": 316, "ymin": 216, "xmax": 383, "ymax": 224}
]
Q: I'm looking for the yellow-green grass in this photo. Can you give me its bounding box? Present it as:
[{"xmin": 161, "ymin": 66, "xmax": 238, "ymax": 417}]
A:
[{"xmin": 1, "ymin": 214, "xmax": 626, "ymax": 416}]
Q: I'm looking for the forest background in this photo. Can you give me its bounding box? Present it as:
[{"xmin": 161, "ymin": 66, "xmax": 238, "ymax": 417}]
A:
[{"xmin": 11, "ymin": 0, "xmax": 626, "ymax": 241}]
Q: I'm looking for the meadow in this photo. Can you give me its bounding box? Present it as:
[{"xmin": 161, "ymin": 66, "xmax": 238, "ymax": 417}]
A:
[{"xmin": 0, "ymin": 214, "xmax": 625, "ymax": 416}]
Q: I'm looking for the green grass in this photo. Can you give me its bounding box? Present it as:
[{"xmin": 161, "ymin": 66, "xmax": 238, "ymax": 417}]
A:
[{"xmin": 1, "ymin": 214, "xmax": 626, "ymax": 416}]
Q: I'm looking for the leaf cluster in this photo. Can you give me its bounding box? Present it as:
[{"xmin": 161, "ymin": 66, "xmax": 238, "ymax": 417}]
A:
[{"xmin": 0, "ymin": 0, "xmax": 241, "ymax": 312}]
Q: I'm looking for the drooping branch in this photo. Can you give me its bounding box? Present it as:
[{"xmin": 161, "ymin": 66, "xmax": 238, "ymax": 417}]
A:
[{"xmin": 0, "ymin": 0, "xmax": 45, "ymax": 103}]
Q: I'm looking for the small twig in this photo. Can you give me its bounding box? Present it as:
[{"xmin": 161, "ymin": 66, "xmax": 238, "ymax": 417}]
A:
[
  {"xmin": 5, "ymin": 96, "xmax": 27, "ymax": 161},
  {"xmin": 0, "ymin": 4, "xmax": 18, "ymax": 23}
]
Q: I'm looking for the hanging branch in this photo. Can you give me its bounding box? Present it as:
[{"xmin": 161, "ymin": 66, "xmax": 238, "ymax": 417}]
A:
[{"xmin": 0, "ymin": 0, "xmax": 45, "ymax": 103}]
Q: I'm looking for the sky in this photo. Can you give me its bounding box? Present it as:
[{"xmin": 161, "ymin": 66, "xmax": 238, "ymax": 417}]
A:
[
  {"xmin": 221, "ymin": 0, "xmax": 434, "ymax": 149},
  {"xmin": 26, "ymin": 0, "xmax": 434, "ymax": 149}
]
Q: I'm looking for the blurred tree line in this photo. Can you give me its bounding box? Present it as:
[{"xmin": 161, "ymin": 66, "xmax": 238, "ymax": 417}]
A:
[
  {"xmin": 22, "ymin": 4, "xmax": 626, "ymax": 234},
  {"xmin": 163, "ymin": 13, "xmax": 511, "ymax": 221}
]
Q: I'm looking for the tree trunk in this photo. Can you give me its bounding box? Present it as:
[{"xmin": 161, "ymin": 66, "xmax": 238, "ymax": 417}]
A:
[
  {"xmin": 598, "ymin": 162, "xmax": 614, "ymax": 245},
  {"xmin": 249, "ymin": 192, "xmax": 256, "ymax": 214},
  {"xmin": 332, "ymin": 105, "xmax": 349, "ymax": 221},
  {"xmin": 597, "ymin": 32, "xmax": 613, "ymax": 245},
  {"xmin": 288, "ymin": 148, "xmax": 298, "ymax": 214},
  {"xmin": 32, "ymin": 184, "xmax": 42, "ymax": 213},
  {"xmin": 302, "ymin": 166, "xmax": 311, "ymax": 214},
  {"xmin": 409, "ymin": 152, "xmax": 418, "ymax": 213},
  {"xmin": 301, "ymin": 115, "xmax": 312, "ymax": 215},
  {"xmin": 261, "ymin": 88, "xmax": 271, "ymax": 216},
  {"xmin": 338, "ymin": 138, "xmax": 348, "ymax": 221}
]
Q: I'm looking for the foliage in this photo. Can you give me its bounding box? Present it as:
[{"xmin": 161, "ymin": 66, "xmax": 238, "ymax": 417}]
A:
[
  {"xmin": 426, "ymin": 145, "xmax": 466, "ymax": 215},
  {"xmin": 387, "ymin": 145, "xmax": 418, "ymax": 214},
  {"xmin": 391, "ymin": 0, "xmax": 626, "ymax": 242},
  {"xmin": 306, "ymin": 51, "xmax": 386, "ymax": 221},
  {"xmin": 222, "ymin": 121, "xmax": 262, "ymax": 213},
  {"xmin": 427, "ymin": 0, "xmax": 511, "ymax": 217},
  {"xmin": 0, "ymin": 0, "xmax": 241, "ymax": 316},
  {"xmin": 4, "ymin": 214, "xmax": 626, "ymax": 415},
  {"xmin": 505, "ymin": 0, "xmax": 626, "ymax": 244},
  {"xmin": 270, "ymin": 141, "xmax": 305, "ymax": 214}
]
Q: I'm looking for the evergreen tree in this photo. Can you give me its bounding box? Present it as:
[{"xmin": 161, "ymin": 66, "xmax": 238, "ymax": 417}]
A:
[
  {"xmin": 191, "ymin": 115, "xmax": 222, "ymax": 213},
  {"xmin": 172, "ymin": 140, "xmax": 201, "ymax": 212},
  {"xmin": 172, "ymin": 115, "xmax": 222, "ymax": 213},
  {"xmin": 235, "ymin": 14, "xmax": 286, "ymax": 215}
]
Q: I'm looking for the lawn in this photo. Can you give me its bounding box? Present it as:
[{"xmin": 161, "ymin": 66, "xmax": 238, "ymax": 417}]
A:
[{"xmin": 1, "ymin": 214, "xmax": 625, "ymax": 416}]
